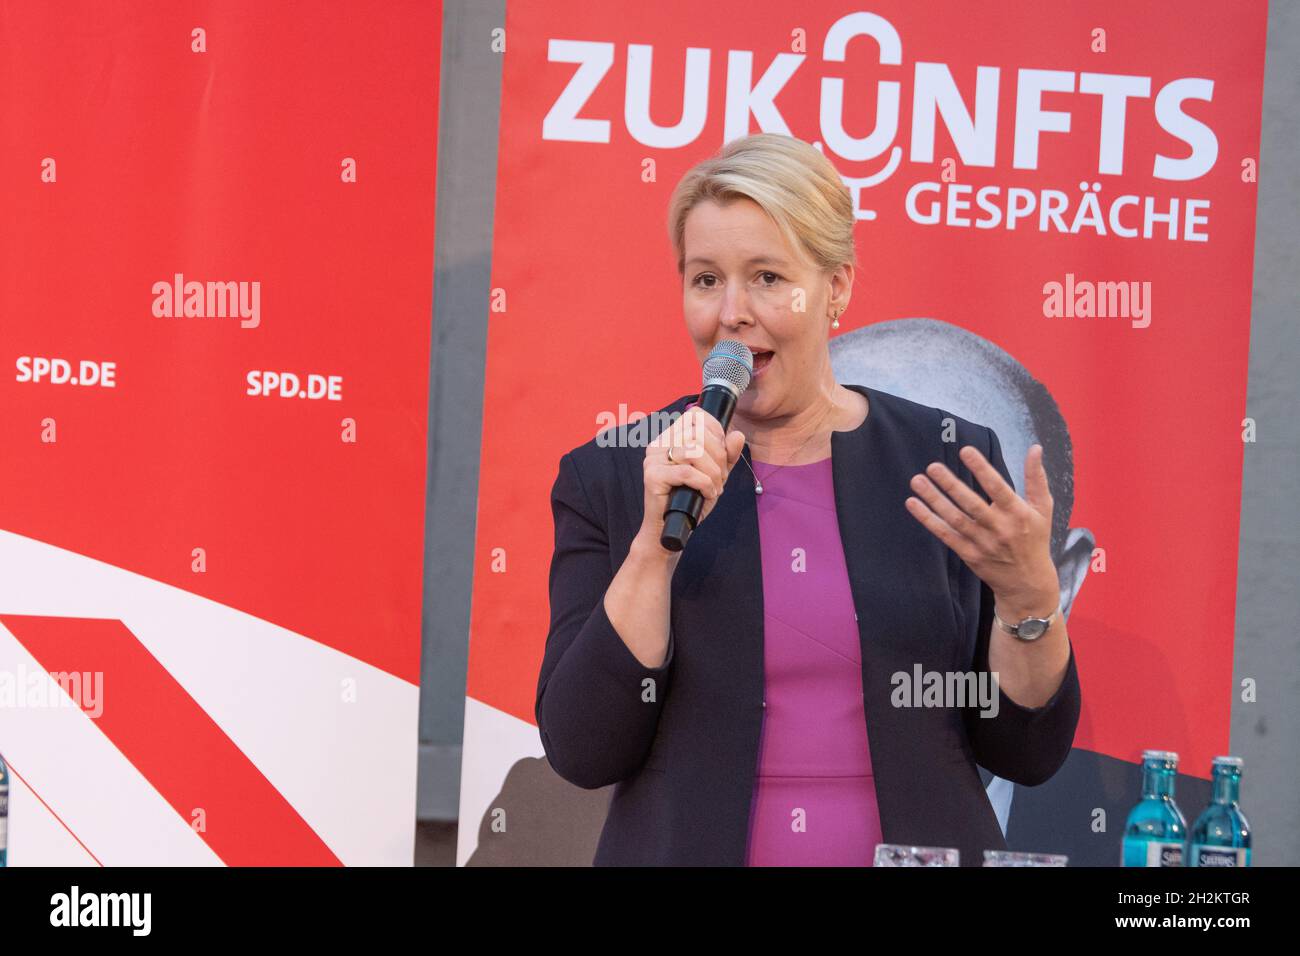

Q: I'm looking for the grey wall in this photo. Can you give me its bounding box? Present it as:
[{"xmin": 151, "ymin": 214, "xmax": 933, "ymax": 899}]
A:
[
  {"xmin": 419, "ymin": 0, "xmax": 1299, "ymax": 865},
  {"xmin": 1231, "ymin": 0, "xmax": 1300, "ymax": 866},
  {"xmin": 415, "ymin": 0, "xmax": 504, "ymax": 819}
]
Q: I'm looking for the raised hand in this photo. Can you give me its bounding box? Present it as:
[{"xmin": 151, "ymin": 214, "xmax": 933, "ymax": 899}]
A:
[{"xmin": 904, "ymin": 442, "xmax": 1059, "ymax": 619}]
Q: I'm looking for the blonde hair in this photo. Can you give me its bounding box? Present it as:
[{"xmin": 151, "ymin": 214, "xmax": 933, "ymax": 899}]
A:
[{"xmin": 668, "ymin": 133, "xmax": 856, "ymax": 275}]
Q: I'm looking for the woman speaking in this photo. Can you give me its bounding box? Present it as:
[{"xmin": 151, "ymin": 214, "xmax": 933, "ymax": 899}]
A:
[{"xmin": 535, "ymin": 133, "xmax": 1081, "ymax": 867}]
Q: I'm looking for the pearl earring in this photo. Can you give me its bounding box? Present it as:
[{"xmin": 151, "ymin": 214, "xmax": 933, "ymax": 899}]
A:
[{"xmin": 831, "ymin": 310, "xmax": 840, "ymax": 329}]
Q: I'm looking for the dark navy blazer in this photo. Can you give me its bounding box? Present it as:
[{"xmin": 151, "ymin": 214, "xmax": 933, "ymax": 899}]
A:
[{"xmin": 536, "ymin": 383, "xmax": 1081, "ymax": 866}]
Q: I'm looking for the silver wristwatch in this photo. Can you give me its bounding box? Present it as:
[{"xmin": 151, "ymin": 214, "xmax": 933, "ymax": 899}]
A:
[{"xmin": 993, "ymin": 603, "xmax": 1059, "ymax": 642}]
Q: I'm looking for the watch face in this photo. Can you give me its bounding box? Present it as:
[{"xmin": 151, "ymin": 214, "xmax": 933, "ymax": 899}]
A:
[{"xmin": 1018, "ymin": 619, "xmax": 1047, "ymax": 640}]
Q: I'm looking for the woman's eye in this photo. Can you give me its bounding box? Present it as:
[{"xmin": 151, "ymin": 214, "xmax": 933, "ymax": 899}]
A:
[{"xmin": 691, "ymin": 272, "xmax": 780, "ymax": 288}]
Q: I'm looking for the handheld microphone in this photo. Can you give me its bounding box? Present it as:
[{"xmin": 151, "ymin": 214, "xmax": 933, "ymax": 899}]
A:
[{"xmin": 659, "ymin": 340, "xmax": 753, "ymax": 552}]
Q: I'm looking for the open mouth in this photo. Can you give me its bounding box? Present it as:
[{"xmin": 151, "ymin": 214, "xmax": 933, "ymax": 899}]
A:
[{"xmin": 750, "ymin": 349, "xmax": 775, "ymax": 376}]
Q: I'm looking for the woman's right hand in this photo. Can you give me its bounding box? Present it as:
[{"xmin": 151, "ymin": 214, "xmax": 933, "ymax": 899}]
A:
[{"xmin": 638, "ymin": 406, "xmax": 747, "ymax": 552}]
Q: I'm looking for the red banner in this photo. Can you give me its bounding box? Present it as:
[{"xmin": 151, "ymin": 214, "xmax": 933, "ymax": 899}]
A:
[
  {"xmin": 0, "ymin": 0, "xmax": 440, "ymax": 864},
  {"xmin": 460, "ymin": 0, "xmax": 1267, "ymax": 865}
]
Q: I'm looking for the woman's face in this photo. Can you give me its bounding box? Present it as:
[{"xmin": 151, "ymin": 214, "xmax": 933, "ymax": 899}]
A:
[{"xmin": 680, "ymin": 197, "xmax": 851, "ymax": 420}]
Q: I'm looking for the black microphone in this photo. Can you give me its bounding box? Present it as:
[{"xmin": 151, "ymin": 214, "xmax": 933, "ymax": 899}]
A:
[{"xmin": 659, "ymin": 340, "xmax": 753, "ymax": 552}]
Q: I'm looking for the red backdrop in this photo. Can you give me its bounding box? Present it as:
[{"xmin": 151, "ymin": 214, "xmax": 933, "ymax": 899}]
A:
[
  {"xmin": 468, "ymin": 0, "xmax": 1267, "ymax": 783},
  {"xmin": 0, "ymin": 1, "xmax": 439, "ymax": 683},
  {"xmin": 0, "ymin": 0, "xmax": 440, "ymax": 865}
]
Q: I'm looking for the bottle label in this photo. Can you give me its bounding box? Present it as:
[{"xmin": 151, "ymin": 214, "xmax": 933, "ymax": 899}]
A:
[
  {"xmin": 1192, "ymin": 845, "xmax": 1248, "ymax": 867},
  {"xmin": 1147, "ymin": 841, "xmax": 1183, "ymax": 867}
]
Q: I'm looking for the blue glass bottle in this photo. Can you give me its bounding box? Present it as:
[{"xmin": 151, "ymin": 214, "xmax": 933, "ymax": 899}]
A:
[
  {"xmin": 0, "ymin": 752, "xmax": 8, "ymax": 867},
  {"xmin": 1122, "ymin": 749, "xmax": 1187, "ymax": 866},
  {"xmin": 1188, "ymin": 756, "xmax": 1251, "ymax": 867}
]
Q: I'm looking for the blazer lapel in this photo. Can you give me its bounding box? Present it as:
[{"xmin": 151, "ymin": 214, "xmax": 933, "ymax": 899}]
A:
[
  {"xmin": 832, "ymin": 384, "xmax": 960, "ymax": 660},
  {"xmin": 832, "ymin": 384, "xmax": 969, "ymax": 849},
  {"xmin": 667, "ymin": 432, "xmax": 766, "ymax": 862}
]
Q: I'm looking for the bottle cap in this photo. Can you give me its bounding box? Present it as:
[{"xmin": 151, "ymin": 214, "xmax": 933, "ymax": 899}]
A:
[
  {"xmin": 1141, "ymin": 749, "xmax": 1179, "ymax": 763},
  {"xmin": 1212, "ymin": 755, "xmax": 1243, "ymax": 769}
]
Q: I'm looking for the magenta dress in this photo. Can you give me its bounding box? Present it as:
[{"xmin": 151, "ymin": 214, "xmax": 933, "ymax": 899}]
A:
[{"xmin": 742, "ymin": 455, "xmax": 884, "ymax": 866}]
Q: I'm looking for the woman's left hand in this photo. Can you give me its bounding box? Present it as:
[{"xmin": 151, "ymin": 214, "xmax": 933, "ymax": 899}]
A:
[{"xmin": 904, "ymin": 443, "xmax": 1059, "ymax": 619}]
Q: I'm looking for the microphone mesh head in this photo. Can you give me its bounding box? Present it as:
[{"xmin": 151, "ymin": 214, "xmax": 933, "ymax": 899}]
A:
[{"xmin": 702, "ymin": 340, "xmax": 753, "ymax": 395}]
